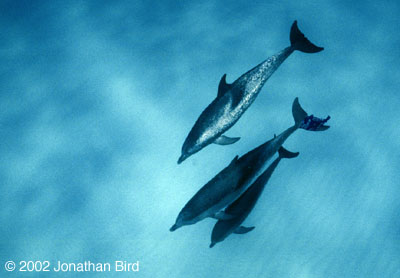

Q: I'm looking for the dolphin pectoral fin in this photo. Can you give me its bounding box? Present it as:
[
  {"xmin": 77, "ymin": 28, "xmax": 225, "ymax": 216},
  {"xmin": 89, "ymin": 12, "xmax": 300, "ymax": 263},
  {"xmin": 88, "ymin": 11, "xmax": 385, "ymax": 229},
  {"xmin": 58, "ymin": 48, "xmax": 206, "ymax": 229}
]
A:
[
  {"xmin": 213, "ymin": 135, "xmax": 241, "ymax": 145},
  {"xmin": 217, "ymin": 74, "xmax": 232, "ymax": 97},
  {"xmin": 234, "ymin": 226, "xmax": 255, "ymax": 234},
  {"xmin": 213, "ymin": 211, "xmax": 236, "ymax": 221}
]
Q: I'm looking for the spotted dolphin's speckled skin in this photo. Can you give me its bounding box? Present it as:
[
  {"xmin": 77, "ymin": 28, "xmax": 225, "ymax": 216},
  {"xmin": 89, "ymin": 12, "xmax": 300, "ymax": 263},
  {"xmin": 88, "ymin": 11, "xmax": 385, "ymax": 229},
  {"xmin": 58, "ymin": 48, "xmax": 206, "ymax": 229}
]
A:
[
  {"xmin": 177, "ymin": 21, "xmax": 323, "ymax": 164},
  {"xmin": 178, "ymin": 48, "xmax": 293, "ymax": 164},
  {"xmin": 170, "ymin": 98, "xmax": 329, "ymax": 232}
]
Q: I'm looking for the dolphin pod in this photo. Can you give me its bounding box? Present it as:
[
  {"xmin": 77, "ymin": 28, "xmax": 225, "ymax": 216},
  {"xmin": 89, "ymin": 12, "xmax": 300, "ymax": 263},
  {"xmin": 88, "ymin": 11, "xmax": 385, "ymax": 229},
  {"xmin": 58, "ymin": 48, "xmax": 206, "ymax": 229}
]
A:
[
  {"xmin": 170, "ymin": 98, "xmax": 330, "ymax": 232},
  {"xmin": 177, "ymin": 20, "xmax": 323, "ymax": 164},
  {"xmin": 209, "ymin": 146, "xmax": 299, "ymax": 248}
]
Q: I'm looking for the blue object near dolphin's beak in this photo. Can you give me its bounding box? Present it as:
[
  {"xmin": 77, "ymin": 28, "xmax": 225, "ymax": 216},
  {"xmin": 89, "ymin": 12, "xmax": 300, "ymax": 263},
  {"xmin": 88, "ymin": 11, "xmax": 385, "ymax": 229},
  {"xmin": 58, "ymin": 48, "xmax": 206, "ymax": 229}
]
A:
[{"xmin": 300, "ymin": 115, "xmax": 331, "ymax": 131}]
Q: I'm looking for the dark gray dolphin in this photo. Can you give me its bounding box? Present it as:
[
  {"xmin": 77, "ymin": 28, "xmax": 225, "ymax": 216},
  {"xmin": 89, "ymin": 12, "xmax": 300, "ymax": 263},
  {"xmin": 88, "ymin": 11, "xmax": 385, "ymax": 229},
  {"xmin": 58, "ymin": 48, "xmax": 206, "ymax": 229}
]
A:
[
  {"xmin": 177, "ymin": 21, "xmax": 324, "ymax": 164},
  {"xmin": 170, "ymin": 98, "xmax": 329, "ymax": 231},
  {"xmin": 209, "ymin": 146, "xmax": 299, "ymax": 248}
]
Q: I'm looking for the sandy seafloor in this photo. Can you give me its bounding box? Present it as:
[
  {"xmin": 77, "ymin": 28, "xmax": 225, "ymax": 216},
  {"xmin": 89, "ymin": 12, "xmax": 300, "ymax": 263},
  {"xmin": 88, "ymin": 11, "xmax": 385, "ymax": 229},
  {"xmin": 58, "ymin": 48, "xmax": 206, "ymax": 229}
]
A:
[{"xmin": 1, "ymin": 0, "xmax": 399, "ymax": 277}]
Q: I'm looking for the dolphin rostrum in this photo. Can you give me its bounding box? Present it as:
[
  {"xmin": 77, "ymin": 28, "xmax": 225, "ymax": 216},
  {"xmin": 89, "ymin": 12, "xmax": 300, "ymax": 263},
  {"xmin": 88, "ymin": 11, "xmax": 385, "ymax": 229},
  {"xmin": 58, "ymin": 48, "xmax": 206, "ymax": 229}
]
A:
[
  {"xmin": 177, "ymin": 21, "xmax": 324, "ymax": 164},
  {"xmin": 209, "ymin": 146, "xmax": 299, "ymax": 248},
  {"xmin": 170, "ymin": 98, "xmax": 329, "ymax": 231}
]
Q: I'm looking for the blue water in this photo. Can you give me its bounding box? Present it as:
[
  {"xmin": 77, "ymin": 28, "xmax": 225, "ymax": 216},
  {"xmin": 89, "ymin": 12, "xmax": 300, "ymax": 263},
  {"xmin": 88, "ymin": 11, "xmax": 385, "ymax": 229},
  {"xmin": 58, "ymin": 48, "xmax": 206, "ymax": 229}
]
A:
[{"xmin": 1, "ymin": 0, "xmax": 399, "ymax": 277}]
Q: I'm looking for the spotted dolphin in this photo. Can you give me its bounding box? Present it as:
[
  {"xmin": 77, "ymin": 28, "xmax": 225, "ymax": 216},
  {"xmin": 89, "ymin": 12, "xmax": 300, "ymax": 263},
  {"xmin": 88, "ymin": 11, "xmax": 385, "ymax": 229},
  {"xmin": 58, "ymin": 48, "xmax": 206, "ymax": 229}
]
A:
[
  {"xmin": 209, "ymin": 146, "xmax": 299, "ymax": 248},
  {"xmin": 177, "ymin": 21, "xmax": 324, "ymax": 164},
  {"xmin": 170, "ymin": 98, "xmax": 329, "ymax": 231}
]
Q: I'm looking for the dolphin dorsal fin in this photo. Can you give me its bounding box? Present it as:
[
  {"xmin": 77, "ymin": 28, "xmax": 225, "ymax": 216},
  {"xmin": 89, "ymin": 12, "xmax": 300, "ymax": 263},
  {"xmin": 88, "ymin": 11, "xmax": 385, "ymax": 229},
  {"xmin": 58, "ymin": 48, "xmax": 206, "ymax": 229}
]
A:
[
  {"xmin": 228, "ymin": 155, "xmax": 239, "ymax": 167},
  {"xmin": 217, "ymin": 74, "xmax": 231, "ymax": 97}
]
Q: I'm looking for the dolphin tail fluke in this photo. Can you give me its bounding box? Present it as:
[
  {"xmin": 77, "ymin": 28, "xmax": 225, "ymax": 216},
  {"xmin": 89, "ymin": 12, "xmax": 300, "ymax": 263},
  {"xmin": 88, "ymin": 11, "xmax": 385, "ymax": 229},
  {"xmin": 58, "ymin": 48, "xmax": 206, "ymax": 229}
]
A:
[
  {"xmin": 292, "ymin": 98, "xmax": 331, "ymax": 131},
  {"xmin": 290, "ymin": 20, "xmax": 324, "ymax": 53},
  {"xmin": 292, "ymin": 97, "xmax": 308, "ymax": 125},
  {"xmin": 278, "ymin": 146, "xmax": 299, "ymax": 159}
]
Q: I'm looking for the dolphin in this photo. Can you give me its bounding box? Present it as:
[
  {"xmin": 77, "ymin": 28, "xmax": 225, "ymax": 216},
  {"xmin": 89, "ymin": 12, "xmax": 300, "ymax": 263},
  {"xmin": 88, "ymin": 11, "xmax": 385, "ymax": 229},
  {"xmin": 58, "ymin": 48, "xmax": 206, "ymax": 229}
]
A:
[
  {"xmin": 177, "ymin": 21, "xmax": 324, "ymax": 164},
  {"xmin": 170, "ymin": 98, "xmax": 329, "ymax": 231},
  {"xmin": 209, "ymin": 146, "xmax": 299, "ymax": 248}
]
